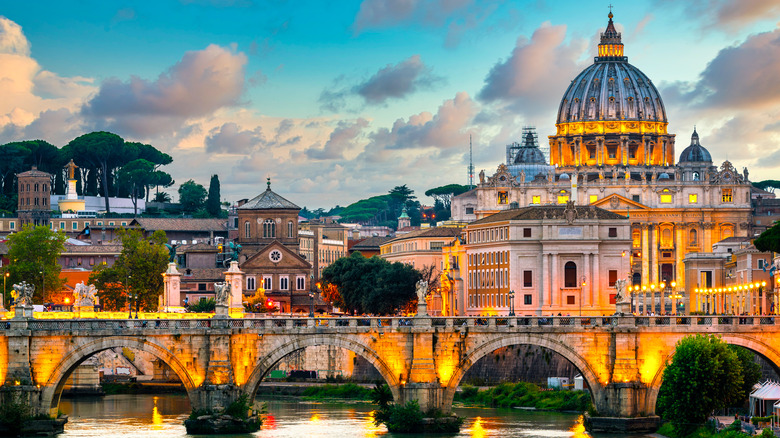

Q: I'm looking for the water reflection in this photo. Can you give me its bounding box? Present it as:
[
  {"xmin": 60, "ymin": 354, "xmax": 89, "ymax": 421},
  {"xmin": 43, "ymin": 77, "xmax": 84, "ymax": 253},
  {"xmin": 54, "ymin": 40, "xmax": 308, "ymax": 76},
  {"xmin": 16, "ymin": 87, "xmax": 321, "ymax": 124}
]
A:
[{"xmin": 57, "ymin": 394, "xmax": 654, "ymax": 438}]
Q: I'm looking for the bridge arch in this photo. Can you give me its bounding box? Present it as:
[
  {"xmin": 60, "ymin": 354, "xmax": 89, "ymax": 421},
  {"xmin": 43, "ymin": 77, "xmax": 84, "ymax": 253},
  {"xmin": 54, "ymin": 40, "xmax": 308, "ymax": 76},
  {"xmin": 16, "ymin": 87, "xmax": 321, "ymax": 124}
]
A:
[
  {"xmin": 646, "ymin": 334, "xmax": 780, "ymax": 414},
  {"xmin": 243, "ymin": 334, "xmax": 401, "ymax": 402},
  {"xmin": 442, "ymin": 333, "xmax": 603, "ymax": 411},
  {"xmin": 40, "ymin": 336, "xmax": 197, "ymax": 416}
]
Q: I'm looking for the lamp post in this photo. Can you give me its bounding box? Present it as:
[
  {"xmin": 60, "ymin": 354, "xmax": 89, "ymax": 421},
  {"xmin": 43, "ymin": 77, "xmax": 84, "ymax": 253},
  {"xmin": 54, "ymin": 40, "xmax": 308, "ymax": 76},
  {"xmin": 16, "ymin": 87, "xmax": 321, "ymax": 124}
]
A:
[
  {"xmin": 308, "ymin": 291, "xmax": 314, "ymax": 318},
  {"xmin": 2, "ymin": 272, "xmax": 8, "ymax": 310},
  {"xmin": 580, "ymin": 276, "xmax": 586, "ymax": 316},
  {"xmin": 508, "ymin": 289, "xmax": 515, "ymax": 316},
  {"xmin": 126, "ymin": 273, "xmax": 133, "ymax": 319},
  {"xmin": 40, "ymin": 268, "xmax": 44, "ymax": 304}
]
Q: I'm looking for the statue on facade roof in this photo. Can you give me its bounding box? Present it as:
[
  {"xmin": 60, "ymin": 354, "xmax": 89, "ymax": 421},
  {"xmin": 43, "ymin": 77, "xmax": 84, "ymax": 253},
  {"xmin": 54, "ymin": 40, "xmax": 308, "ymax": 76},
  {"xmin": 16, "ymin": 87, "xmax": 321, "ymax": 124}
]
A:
[{"xmin": 165, "ymin": 243, "xmax": 178, "ymax": 263}]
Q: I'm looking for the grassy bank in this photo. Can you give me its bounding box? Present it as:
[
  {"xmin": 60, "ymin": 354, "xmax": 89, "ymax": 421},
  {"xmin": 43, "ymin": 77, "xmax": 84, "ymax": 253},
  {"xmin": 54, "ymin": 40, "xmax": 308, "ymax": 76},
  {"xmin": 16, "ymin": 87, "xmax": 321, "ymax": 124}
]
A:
[
  {"xmin": 656, "ymin": 420, "xmax": 774, "ymax": 438},
  {"xmin": 300, "ymin": 383, "xmax": 373, "ymax": 401},
  {"xmin": 454, "ymin": 382, "xmax": 592, "ymax": 412}
]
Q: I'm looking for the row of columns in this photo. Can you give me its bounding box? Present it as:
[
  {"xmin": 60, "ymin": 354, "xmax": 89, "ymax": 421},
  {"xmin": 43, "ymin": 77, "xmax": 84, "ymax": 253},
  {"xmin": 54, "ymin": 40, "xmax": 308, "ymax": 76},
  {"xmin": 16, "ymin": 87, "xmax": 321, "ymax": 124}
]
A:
[
  {"xmin": 551, "ymin": 135, "xmax": 672, "ymax": 167},
  {"xmin": 693, "ymin": 288, "xmax": 773, "ymax": 315}
]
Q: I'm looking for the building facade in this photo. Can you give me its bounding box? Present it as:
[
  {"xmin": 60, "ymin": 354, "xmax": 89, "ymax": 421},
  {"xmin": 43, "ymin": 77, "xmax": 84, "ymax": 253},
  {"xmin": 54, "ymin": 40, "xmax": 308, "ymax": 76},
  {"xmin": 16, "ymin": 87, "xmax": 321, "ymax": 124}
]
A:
[
  {"xmin": 17, "ymin": 166, "xmax": 52, "ymax": 227},
  {"xmin": 298, "ymin": 219, "xmax": 349, "ymax": 281},
  {"xmin": 451, "ymin": 13, "xmax": 753, "ymax": 295}
]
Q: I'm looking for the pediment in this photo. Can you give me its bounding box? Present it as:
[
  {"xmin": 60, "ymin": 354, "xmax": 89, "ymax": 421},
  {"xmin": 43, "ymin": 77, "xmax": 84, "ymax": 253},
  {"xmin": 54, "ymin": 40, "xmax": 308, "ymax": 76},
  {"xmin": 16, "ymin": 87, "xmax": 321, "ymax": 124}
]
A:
[
  {"xmin": 592, "ymin": 193, "xmax": 649, "ymax": 211},
  {"xmin": 241, "ymin": 240, "xmax": 311, "ymax": 270}
]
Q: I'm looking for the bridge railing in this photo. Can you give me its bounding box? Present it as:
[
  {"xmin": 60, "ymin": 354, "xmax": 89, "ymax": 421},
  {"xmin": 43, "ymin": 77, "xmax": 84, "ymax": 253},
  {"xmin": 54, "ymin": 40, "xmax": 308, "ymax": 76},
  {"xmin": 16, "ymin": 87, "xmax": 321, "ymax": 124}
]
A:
[{"xmin": 4, "ymin": 314, "xmax": 777, "ymax": 332}]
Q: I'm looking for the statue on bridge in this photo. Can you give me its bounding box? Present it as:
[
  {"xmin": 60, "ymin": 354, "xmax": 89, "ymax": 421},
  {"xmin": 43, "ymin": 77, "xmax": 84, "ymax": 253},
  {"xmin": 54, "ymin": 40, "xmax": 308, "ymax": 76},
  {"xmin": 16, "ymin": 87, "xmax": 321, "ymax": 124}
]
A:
[
  {"xmin": 165, "ymin": 243, "xmax": 178, "ymax": 263},
  {"xmin": 214, "ymin": 282, "xmax": 231, "ymax": 306},
  {"xmin": 11, "ymin": 281, "xmax": 34, "ymax": 307},
  {"xmin": 614, "ymin": 278, "xmax": 629, "ymax": 304},
  {"xmin": 416, "ymin": 280, "xmax": 428, "ymax": 302},
  {"xmin": 73, "ymin": 282, "xmax": 98, "ymax": 307}
]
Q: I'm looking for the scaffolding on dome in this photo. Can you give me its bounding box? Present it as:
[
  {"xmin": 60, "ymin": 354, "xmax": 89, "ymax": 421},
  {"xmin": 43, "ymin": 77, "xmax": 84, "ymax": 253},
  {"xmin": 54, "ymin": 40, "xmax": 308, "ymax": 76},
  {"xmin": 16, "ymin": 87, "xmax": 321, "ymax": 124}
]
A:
[{"xmin": 505, "ymin": 126, "xmax": 553, "ymax": 180}]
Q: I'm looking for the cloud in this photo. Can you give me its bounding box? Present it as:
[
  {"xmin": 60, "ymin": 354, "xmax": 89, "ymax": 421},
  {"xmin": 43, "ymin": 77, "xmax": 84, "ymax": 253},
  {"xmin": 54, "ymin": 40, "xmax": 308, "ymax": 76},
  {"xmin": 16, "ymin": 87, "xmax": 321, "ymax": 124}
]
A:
[
  {"xmin": 664, "ymin": 27, "xmax": 780, "ymax": 110},
  {"xmin": 305, "ymin": 118, "xmax": 369, "ymax": 160},
  {"xmin": 356, "ymin": 55, "xmax": 441, "ymax": 104},
  {"xmin": 205, "ymin": 122, "xmax": 264, "ymax": 154},
  {"xmin": 0, "ymin": 17, "xmax": 30, "ymax": 55},
  {"xmin": 320, "ymin": 55, "xmax": 441, "ymax": 112},
  {"xmin": 82, "ymin": 44, "xmax": 247, "ymax": 137},
  {"xmin": 478, "ymin": 22, "xmax": 587, "ymax": 118},
  {"xmin": 656, "ymin": 0, "xmax": 780, "ymax": 32},
  {"xmin": 353, "ymin": 0, "xmax": 418, "ymax": 33}
]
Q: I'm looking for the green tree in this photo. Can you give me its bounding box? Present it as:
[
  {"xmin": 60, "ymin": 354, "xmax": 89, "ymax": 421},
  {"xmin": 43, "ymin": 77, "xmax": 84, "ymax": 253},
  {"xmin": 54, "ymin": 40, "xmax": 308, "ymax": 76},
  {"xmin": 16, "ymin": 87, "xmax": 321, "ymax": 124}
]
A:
[
  {"xmin": 425, "ymin": 183, "xmax": 469, "ymax": 212},
  {"xmin": 755, "ymin": 220, "xmax": 780, "ymax": 253},
  {"xmin": 5, "ymin": 225, "xmax": 67, "ymax": 303},
  {"xmin": 117, "ymin": 159, "xmax": 155, "ymax": 216},
  {"xmin": 89, "ymin": 228, "xmax": 168, "ymax": 312},
  {"xmin": 206, "ymin": 174, "xmax": 222, "ymax": 217},
  {"xmin": 657, "ymin": 334, "xmax": 744, "ymax": 437},
  {"xmin": 729, "ymin": 345, "xmax": 762, "ymax": 404},
  {"xmin": 753, "ymin": 180, "xmax": 780, "ymax": 194},
  {"xmin": 64, "ymin": 132, "xmax": 129, "ymax": 213},
  {"xmin": 178, "ymin": 180, "xmax": 207, "ymax": 214},
  {"xmin": 320, "ymin": 252, "xmax": 420, "ymax": 315}
]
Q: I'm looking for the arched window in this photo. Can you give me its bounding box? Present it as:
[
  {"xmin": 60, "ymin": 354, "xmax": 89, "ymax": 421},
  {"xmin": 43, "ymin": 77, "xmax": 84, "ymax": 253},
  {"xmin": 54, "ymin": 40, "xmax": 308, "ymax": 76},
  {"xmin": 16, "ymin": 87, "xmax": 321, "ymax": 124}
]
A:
[
  {"xmin": 244, "ymin": 221, "xmax": 250, "ymax": 238},
  {"xmin": 564, "ymin": 261, "xmax": 577, "ymax": 288},
  {"xmin": 34, "ymin": 183, "xmax": 39, "ymax": 191},
  {"xmin": 42, "ymin": 184, "xmax": 47, "ymax": 192},
  {"xmin": 689, "ymin": 229, "xmax": 698, "ymax": 245},
  {"xmin": 288, "ymin": 221, "xmax": 294, "ymax": 237},
  {"xmin": 692, "ymin": 172, "xmax": 700, "ymax": 181},
  {"xmin": 263, "ymin": 219, "xmax": 276, "ymax": 238},
  {"xmin": 26, "ymin": 184, "xmax": 30, "ymax": 191}
]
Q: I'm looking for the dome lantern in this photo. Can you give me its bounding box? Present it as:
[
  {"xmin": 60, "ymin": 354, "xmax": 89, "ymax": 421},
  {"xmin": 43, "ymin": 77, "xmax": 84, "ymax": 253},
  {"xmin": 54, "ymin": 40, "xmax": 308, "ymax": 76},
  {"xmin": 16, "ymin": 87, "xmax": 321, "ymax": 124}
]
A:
[{"xmin": 597, "ymin": 12, "xmax": 625, "ymax": 61}]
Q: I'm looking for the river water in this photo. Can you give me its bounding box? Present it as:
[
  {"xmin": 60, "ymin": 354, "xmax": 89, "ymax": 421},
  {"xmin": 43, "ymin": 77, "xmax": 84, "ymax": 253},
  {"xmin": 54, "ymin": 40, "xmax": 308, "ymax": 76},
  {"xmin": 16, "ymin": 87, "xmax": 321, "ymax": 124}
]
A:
[{"xmin": 58, "ymin": 394, "xmax": 654, "ymax": 438}]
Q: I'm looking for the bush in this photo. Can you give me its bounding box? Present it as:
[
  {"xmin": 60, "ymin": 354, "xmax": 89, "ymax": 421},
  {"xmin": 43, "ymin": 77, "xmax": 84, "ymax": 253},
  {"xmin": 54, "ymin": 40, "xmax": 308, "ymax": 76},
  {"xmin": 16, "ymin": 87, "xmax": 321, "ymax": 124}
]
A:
[
  {"xmin": 301, "ymin": 383, "xmax": 372, "ymax": 400},
  {"xmin": 188, "ymin": 298, "xmax": 215, "ymax": 313},
  {"xmin": 0, "ymin": 393, "xmax": 33, "ymax": 434},
  {"xmin": 381, "ymin": 400, "xmax": 424, "ymax": 433},
  {"xmin": 453, "ymin": 382, "xmax": 591, "ymax": 412}
]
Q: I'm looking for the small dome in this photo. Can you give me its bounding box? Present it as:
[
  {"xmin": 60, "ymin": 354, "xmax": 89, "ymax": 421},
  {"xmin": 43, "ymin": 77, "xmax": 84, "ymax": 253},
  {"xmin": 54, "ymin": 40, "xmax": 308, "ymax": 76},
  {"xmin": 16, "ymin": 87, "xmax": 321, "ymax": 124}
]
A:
[
  {"xmin": 679, "ymin": 128, "xmax": 712, "ymax": 163},
  {"xmin": 559, "ymin": 173, "xmax": 570, "ymax": 180},
  {"xmin": 659, "ymin": 173, "xmax": 670, "ymax": 180}
]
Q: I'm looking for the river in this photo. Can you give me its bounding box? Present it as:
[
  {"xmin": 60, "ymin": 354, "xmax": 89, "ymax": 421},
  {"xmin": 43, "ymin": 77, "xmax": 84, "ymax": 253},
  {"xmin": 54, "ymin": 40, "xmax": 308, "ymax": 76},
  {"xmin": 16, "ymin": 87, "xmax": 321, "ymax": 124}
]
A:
[{"xmin": 57, "ymin": 394, "xmax": 654, "ymax": 437}]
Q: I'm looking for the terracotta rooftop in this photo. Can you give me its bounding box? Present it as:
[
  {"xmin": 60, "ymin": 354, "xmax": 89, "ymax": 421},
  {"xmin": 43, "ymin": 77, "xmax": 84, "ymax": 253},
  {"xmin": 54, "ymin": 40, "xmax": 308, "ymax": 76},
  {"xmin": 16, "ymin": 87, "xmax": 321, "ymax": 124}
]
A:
[
  {"xmin": 181, "ymin": 268, "xmax": 225, "ymax": 281},
  {"xmin": 131, "ymin": 218, "xmax": 227, "ymax": 232},
  {"xmin": 386, "ymin": 227, "xmax": 463, "ymax": 244},
  {"xmin": 62, "ymin": 244, "xmax": 123, "ymax": 254},
  {"xmin": 178, "ymin": 242, "xmax": 219, "ymax": 253},
  {"xmin": 350, "ymin": 236, "xmax": 391, "ymax": 250},
  {"xmin": 470, "ymin": 205, "xmax": 627, "ymax": 225},
  {"xmin": 17, "ymin": 166, "xmax": 52, "ymax": 178}
]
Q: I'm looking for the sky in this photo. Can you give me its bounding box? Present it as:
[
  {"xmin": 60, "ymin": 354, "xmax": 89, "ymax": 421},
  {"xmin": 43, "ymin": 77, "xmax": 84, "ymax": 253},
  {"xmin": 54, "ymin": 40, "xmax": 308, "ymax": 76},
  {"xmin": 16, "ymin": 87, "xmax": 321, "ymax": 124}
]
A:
[{"xmin": 1, "ymin": 0, "xmax": 780, "ymax": 210}]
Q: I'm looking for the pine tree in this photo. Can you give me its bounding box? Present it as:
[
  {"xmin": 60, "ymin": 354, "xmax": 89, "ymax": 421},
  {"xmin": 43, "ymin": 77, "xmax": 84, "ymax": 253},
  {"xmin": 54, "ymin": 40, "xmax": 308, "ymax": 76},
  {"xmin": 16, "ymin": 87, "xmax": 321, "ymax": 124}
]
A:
[{"xmin": 206, "ymin": 174, "xmax": 222, "ymax": 217}]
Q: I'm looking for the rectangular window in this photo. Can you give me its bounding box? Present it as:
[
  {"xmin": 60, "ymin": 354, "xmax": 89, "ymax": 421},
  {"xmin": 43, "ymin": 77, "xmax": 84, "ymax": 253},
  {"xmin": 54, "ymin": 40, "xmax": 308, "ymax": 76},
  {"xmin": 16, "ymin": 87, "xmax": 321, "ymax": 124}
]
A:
[
  {"xmin": 532, "ymin": 195, "xmax": 541, "ymax": 205},
  {"xmin": 523, "ymin": 270, "xmax": 532, "ymax": 287},
  {"xmin": 589, "ymin": 195, "xmax": 598, "ymax": 204},
  {"xmin": 722, "ymin": 189, "xmax": 733, "ymax": 203},
  {"xmin": 557, "ymin": 195, "xmax": 569, "ymax": 204},
  {"xmin": 72, "ymin": 222, "xmax": 78, "ymax": 230},
  {"xmin": 523, "ymin": 228, "xmax": 531, "ymax": 238},
  {"xmin": 109, "ymin": 222, "xmax": 115, "ymax": 226},
  {"xmin": 608, "ymin": 270, "xmax": 618, "ymax": 287},
  {"xmin": 9, "ymin": 221, "xmax": 14, "ymax": 230},
  {"xmin": 263, "ymin": 276, "xmax": 272, "ymax": 290},
  {"xmin": 524, "ymin": 294, "xmax": 532, "ymax": 305},
  {"xmin": 660, "ymin": 194, "xmax": 672, "ymax": 203},
  {"xmin": 497, "ymin": 191, "xmax": 508, "ymax": 205},
  {"xmin": 567, "ymin": 296, "xmax": 576, "ymax": 305},
  {"xmin": 297, "ymin": 276, "xmax": 306, "ymax": 290},
  {"xmin": 689, "ymin": 194, "xmax": 698, "ymax": 204},
  {"xmin": 59, "ymin": 221, "xmax": 65, "ymax": 229},
  {"xmin": 198, "ymin": 283, "xmax": 206, "ymax": 291},
  {"xmin": 280, "ymin": 277, "xmax": 289, "ymax": 290},
  {"xmin": 608, "ymin": 227, "xmax": 617, "ymax": 237},
  {"xmin": 609, "ymin": 294, "xmax": 617, "ymax": 305},
  {"xmin": 632, "ymin": 194, "xmax": 640, "ymax": 202},
  {"xmin": 465, "ymin": 207, "xmax": 474, "ymax": 215},
  {"xmin": 759, "ymin": 260, "xmax": 766, "ymax": 270},
  {"xmin": 247, "ymin": 277, "xmax": 256, "ymax": 290}
]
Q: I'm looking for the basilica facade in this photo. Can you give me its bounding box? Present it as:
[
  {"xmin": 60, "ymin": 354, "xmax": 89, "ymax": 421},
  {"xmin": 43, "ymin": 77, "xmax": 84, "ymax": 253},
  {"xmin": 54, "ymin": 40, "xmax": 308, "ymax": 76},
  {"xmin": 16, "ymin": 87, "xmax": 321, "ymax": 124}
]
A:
[{"xmin": 451, "ymin": 13, "xmax": 753, "ymax": 298}]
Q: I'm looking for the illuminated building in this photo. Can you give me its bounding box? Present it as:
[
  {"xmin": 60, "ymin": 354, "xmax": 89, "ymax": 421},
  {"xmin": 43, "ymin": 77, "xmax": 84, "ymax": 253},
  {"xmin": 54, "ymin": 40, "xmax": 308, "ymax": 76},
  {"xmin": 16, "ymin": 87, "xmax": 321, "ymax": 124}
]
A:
[{"xmin": 452, "ymin": 13, "xmax": 752, "ymax": 294}]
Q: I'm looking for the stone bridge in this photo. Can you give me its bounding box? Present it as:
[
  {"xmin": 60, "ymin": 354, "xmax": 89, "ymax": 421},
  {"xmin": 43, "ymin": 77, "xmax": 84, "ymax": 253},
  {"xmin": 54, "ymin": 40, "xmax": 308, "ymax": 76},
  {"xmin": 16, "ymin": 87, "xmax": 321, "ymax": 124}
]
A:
[{"xmin": 1, "ymin": 314, "xmax": 779, "ymax": 421}]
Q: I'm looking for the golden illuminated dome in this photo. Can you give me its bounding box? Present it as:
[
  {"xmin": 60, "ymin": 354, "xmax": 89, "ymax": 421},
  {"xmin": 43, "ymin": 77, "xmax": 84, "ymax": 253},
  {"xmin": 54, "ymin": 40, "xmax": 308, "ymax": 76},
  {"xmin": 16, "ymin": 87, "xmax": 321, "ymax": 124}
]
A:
[{"xmin": 557, "ymin": 13, "xmax": 667, "ymax": 125}]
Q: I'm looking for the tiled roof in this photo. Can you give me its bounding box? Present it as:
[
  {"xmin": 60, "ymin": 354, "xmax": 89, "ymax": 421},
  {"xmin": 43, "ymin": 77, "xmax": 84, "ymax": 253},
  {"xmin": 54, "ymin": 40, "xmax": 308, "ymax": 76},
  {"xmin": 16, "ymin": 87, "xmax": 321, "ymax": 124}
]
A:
[
  {"xmin": 17, "ymin": 167, "xmax": 52, "ymax": 178},
  {"xmin": 386, "ymin": 227, "xmax": 463, "ymax": 244},
  {"xmin": 178, "ymin": 243, "xmax": 219, "ymax": 253},
  {"xmin": 470, "ymin": 205, "xmax": 627, "ymax": 225},
  {"xmin": 132, "ymin": 218, "xmax": 227, "ymax": 232},
  {"xmin": 350, "ymin": 236, "xmax": 391, "ymax": 250},
  {"xmin": 238, "ymin": 187, "xmax": 299, "ymax": 210},
  {"xmin": 717, "ymin": 236, "xmax": 751, "ymax": 243},
  {"xmin": 181, "ymin": 268, "xmax": 225, "ymax": 281},
  {"xmin": 62, "ymin": 244, "xmax": 123, "ymax": 254}
]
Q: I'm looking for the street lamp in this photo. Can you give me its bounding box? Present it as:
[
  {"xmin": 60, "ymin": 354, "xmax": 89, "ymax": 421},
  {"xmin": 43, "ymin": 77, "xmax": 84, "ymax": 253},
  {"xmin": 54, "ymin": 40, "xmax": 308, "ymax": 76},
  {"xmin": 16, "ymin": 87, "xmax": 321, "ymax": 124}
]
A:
[
  {"xmin": 2, "ymin": 272, "xmax": 8, "ymax": 310},
  {"xmin": 508, "ymin": 290, "xmax": 515, "ymax": 316},
  {"xmin": 308, "ymin": 291, "xmax": 315, "ymax": 317},
  {"xmin": 580, "ymin": 276, "xmax": 586, "ymax": 316},
  {"xmin": 40, "ymin": 268, "xmax": 44, "ymax": 304},
  {"xmin": 126, "ymin": 273, "xmax": 133, "ymax": 319}
]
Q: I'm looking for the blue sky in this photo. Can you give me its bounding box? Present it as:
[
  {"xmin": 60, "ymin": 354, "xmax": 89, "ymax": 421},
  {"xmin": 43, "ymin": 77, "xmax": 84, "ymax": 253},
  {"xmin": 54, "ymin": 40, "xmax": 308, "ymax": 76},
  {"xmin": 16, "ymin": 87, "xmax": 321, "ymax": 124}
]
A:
[{"xmin": 1, "ymin": 0, "xmax": 780, "ymax": 209}]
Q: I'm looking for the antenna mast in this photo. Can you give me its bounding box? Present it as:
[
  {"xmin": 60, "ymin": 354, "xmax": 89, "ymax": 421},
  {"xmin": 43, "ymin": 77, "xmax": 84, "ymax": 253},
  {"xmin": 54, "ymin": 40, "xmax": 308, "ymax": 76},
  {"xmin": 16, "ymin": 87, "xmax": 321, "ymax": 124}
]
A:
[{"xmin": 468, "ymin": 135, "xmax": 474, "ymax": 189}]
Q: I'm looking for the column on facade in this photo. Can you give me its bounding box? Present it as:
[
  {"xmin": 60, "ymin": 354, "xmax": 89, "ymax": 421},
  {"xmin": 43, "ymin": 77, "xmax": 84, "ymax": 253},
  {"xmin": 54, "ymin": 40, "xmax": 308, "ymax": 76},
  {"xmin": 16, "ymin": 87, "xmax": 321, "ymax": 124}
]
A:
[
  {"xmin": 540, "ymin": 253, "xmax": 549, "ymax": 313},
  {"xmin": 675, "ymin": 226, "xmax": 685, "ymax": 291},
  {"xmin": 584, "ymin": 253, "xmax": 592, "ymax": 309},
  {"xmin": 641, "ymin": 224, "xmax": 650, "ymax": 286},
  {"xmin": 592, "ymin": 253, "xmax": 600, "ymax": 309},
  {"xmin": 551, "ymin": 254, "xmax": 559, "ymax": 308},
  {"xmin": 621, "ymin": 136, "xmax": 629, "ymax": 166},
  {"xmin": 650, "ymin": 225, "xmax": 659, "ymax": 286},
  {"xmin": 597, "ymin": 137, "xmax": 604, "ymax": 166},
  {"xmin": 703, "ymin": 223, "xmax": 713, "ymax": 252},
  {"xmin": 575, "ymin": 138, "xmax": 581, "ymax": 166}
]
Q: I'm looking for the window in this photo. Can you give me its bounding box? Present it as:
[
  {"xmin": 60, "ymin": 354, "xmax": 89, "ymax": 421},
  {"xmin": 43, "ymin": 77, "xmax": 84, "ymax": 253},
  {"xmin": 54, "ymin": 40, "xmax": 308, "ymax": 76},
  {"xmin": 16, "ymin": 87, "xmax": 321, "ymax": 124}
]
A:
[
  {"xmin": 661, "ymin": 228, "xmax": 672, "ymax": 247},
  {"xmin": 759, "ymin": 260, "xmax": 766, "ymax": 270},
  {"xmin": 497, "ymin": 191, "xmax": 508, "ymax": 204},
  {"xmin": 690, "ymin": 229, "xmax": 698, "ymax": 245},
  {"xmin": 465, "ymin": 207, "xmax": 474, "ymax": 215},
  {"xmin": 297, "ymin": 276, "xmax": 305, "ymax": 290},
  {"xmin": 689, "ymin": 194, "xmax": 698, "ymax": 204},
  {"xmin": 288, "ymin": 221, "xmax": 294, "ymax": 237},
  {"xmin": 263, "ymin": 219, "xmax": 276, "ymax": 238},
  {"xmin": 524, "ymin": 294, "xmax": 532, "ymax": 305},
  {"xmin": 660, "ymin": 194, "xmax": 672, "ymax": 203},
  {"xmin": 632, "ymin": 194, "xmax": 640, "ymax": 202},
  {"xmin": 73, "ymin": 222, "xmax": 78, "ymax": 230},
  {"xmin": 693, "ymin": 172, "xmax": 700, "ymax": 181},
  {"xmin": 722, "ymin": 189, "xmax": 733, "ymax": 203},
  {"xmin": 608, "ymin": 227, "xmax": 617, "ymax": 237},
  {"xmin": 532, "ymin": 195, "xmax": 541, "ymax": 205},
  {"xmin": 607, "ymin": 145, "xmax": 617, "ymax": 159},
  {"xmin": 557, "ymin": 195, "xmax": 569, "ymax": 204},
  {"xmin": 233, "ymin": 217, "xmax": 239, "ymax": 228},
  {"xmin": 263, "ymin": 276, "xmax": 272, "ymax": 290},
  {"xmin": 632, "ymin": 229, "xmax": 641, "ymax": 247},
  {"xmin": 280, "ymin": 277, "xmax": 289, "ymax": 290},
  {"xmin": 567, "ymin": 296, "xmax": 576, "ymax": 305},
  {"xmin": 589, "ymin": 195, "xmax": 598, "ymax": 204},
  {"xmin": 564, "ymin": 261, "xmax": 577, "ymax": 287},
  {"xmin": 198, "ymin": 283, "xmax": 207, "ymax": 291},
  {"xmin": 244, "ymin": 221, "xmax": 250, "ymax": 238},
  {"xmin": 247, "ymin": 277, "xmax": 256, "ymax": 290},
  {"xmin": 59, "ymin": 221, "xmax": 65, "ymax": 229},
  {"xmin": 608, "ymin": 270, "xmax": 617, "ymax": 287},
  {"xmin": 9, "ymin": 221, "xmax": 14, "ymax": 230},
  {"xmin": 523, "ymin": 270, "xmax": 532, "ymax": 287}
]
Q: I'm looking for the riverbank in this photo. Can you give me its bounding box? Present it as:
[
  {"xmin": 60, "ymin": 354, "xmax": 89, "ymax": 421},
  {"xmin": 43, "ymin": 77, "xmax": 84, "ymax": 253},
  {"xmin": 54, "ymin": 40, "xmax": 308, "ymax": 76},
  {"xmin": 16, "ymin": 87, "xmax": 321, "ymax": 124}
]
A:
[{"xmin": 454, "ymin": 382, "xmax": 592, "ymax": 412}]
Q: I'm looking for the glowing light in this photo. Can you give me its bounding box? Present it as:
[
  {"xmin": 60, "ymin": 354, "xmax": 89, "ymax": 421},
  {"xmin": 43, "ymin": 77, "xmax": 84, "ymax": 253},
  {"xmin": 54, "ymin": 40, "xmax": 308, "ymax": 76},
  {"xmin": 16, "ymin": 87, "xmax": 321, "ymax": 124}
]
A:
[
  {"xmin": 470, "ymin": 417, "xmax": 486, "ymax": 438},
  {"xmin": 569, "ymin": 415, "xmax": 588, "ymax": 438},
  {"xmin": 64, "ymin": 298, "xmax": 70, "ymax": 304},
  {"xmin": 151, "ymin": 397, "xmax": 163, "ymax": 430},
  {"xmin": 671, "ymin": 281, "xmax": 677, "ymax": 288}
]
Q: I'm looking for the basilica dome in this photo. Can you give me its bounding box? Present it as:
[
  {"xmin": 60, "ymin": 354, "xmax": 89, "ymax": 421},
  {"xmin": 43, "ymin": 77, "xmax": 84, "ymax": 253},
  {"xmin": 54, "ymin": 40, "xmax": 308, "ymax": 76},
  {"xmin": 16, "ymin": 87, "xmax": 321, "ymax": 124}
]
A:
[
  {"xmin": 678, "ymin": 128, "xmax": 712, "ymax": 163},
  {"xmin": 513, "ymin": 131, "xmax": 547, "ymax": 165},
  {"xmin": 556, "ymin": 13, "xmax": 667, "ymax": 125}
]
